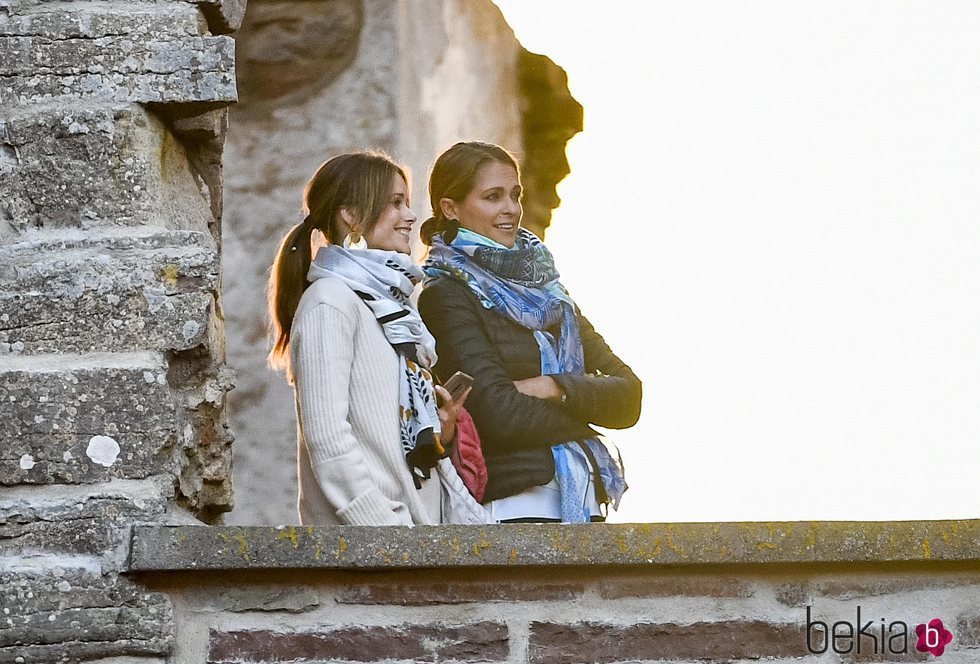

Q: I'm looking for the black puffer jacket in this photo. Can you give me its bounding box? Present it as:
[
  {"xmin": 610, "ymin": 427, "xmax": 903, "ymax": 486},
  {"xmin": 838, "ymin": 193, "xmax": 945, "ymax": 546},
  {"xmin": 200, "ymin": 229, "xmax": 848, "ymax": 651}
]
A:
[{"xmin": 418, "ymin": 276, "xmax": 642, "ymax": 502}]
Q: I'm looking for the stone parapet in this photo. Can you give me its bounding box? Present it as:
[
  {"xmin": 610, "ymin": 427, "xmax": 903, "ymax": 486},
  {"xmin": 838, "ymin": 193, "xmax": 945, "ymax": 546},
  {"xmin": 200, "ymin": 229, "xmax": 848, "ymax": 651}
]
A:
[
  {"xmin": 127, "ymin": 522, "xmax": 980, "ymax": 664},
  {"xmin": 130, "ymin": 520, "xmax": 980, "ymax": 571}
]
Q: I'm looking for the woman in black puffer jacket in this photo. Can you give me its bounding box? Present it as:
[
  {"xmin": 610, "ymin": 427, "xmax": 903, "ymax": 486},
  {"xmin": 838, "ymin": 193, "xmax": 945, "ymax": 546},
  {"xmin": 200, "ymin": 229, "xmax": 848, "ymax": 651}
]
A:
[{"xmin": 418, "ymin": 142, "xmax": 641, "ymax": 523}]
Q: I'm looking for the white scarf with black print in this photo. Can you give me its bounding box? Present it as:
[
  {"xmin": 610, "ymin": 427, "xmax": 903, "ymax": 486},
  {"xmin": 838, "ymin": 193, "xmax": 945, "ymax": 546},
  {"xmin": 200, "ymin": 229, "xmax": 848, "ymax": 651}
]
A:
[{"xmin": 308, "ymin": 245, "xmax": 443, "ymax": 488}]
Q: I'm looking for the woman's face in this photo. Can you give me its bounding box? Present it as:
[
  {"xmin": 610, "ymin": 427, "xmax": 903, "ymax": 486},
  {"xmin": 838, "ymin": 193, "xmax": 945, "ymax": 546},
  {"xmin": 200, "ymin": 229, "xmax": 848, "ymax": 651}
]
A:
[
  {"xmin": 446, "ymin": 161, "xmax": 522, "ymax": 248},
  {"xmin": 364, "ymin": 174, "xmax": 416, "ymax": 254}
]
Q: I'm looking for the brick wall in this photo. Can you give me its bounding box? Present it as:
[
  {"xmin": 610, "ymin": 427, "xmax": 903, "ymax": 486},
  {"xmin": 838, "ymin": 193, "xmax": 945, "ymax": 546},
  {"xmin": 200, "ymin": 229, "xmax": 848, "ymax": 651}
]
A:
[{"xmin": 131, "ymin": 522, "xmax": 980, "ymax": 663}]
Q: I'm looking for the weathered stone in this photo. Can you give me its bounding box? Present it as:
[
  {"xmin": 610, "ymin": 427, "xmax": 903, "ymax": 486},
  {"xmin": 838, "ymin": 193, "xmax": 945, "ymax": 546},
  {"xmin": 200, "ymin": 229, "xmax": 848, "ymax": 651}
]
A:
[
  {"xmin": 953, "ymin": 616, "xmax": 980, "ymax": 647},
  {"xmin": 336, "ymin": 580, "xmax": 584, "ymax": 605},
  {"xmin": 0, "ymin": 353, "xmax": 178, "ymax": 485},
  {"xmin": 528, "ymin": 621, "xmax": 810, "ymax": 662},
  {"xmin": 129, "ymin": 521, "xmax": 980, "ymax": 571},
  {"xmin": 518, "ymin": 48, "xmax": 583, "ymax": 238},
  {"xmin": 0, "ymin": 35, "xmax": 236, "ymax": 106},
  {"xmin": 208, "ymin": 623, "xmax": 508, "ymax": 662},
  {"xmin": 813, "ymin": 575, "xmax": 980, "ymax": 600},
  {"xmin": 0, "ymin": 477, "xmax": 171, "ymax": 555},
  {"xmin": 0, "ymin": 4, "xmax": 206, "ymax": 39},
  {"xmin": 165, "ymin": 345, "xmax": 235, "ymax": 522},
  {"xmin": 775, "ymin": 581, "xmax": 810, "ymax": 606},
  {"xmin": 0, "ymin": 104, "xmax": 213, "ymax": 239},
  {"xmin": 0, "ymin": 229, "xmax": 218, "ymax": 354},
  {"xmin": 165, "ymin": 107, "xmax": 230, "ymax": 232},
  {"xmin": 598, "ymin": 575, "xmax": 754, "ymax": 599},
  {"xmin": 235, "ymin": 0, "xmax": 362, "ymax": 108},
  {"xmin": 194, "ymin": 0, "xmax": 248, "ymax": 34},
  {"xmin": 213, "ymin": 586, "xmax": 320, "ymax": 613},
  {"xmin": 0, "ymin": 570, "xmax": 173, "ymax": 660}
]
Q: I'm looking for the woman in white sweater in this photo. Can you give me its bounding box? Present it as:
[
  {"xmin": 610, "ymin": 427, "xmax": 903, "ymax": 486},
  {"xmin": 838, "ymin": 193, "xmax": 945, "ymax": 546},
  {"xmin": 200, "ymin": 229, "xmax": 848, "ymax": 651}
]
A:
[{"xmin": 267, "ymin": 152, "xmax": 473, "ymax": 526}]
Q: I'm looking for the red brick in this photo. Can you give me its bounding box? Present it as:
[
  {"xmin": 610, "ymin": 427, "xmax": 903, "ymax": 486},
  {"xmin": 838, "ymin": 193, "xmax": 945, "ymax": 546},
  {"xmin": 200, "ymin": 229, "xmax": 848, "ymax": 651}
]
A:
[
  {"xmin": 528, "ymin": 621, "xmax": 810, "ymax": 662},
  {"xmin": 815, "ymin": 576, "xmax": 980, "ymax": 600},
  {"xmin": 598, "ymin": 575, "xmax": 753, "ymax": 599},
  {"xmin": 208, "ymin": 623, "xmax": 508, "ymax": 663}
]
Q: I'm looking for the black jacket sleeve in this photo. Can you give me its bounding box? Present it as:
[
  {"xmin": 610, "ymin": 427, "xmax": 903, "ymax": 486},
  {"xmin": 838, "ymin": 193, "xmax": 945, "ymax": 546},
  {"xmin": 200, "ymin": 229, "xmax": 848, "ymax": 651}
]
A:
[
  {"xmin": 551, "ymin": 312, "xmax": 643, "ymax": 429},
  {"xmin": 419, "ymin": 278, "xmax": 597, "ymax": 456}
]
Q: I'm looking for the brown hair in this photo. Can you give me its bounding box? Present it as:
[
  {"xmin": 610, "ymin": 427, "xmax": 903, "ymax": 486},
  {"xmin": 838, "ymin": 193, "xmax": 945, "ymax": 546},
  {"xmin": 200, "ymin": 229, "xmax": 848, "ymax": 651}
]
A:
[
  {"xmin": 267, "ymin": 151, "xmax": 407, "ymax": 376},
  {"xmin": 420, "ymin": 141, "xmax": 520, "ymax": 245}
]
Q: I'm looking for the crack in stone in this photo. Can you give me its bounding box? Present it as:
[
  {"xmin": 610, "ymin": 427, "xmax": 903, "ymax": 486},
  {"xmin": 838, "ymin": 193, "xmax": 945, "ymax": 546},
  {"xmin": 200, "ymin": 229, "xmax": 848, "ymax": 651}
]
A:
[{"xmin": 0, "ymin": 319, "xmax": 58, "ymax": 333}]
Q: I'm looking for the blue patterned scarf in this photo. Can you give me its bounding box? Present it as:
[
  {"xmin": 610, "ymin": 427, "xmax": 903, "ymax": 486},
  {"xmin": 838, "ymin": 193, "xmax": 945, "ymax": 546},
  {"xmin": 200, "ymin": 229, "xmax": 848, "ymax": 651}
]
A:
[{"xmin": 424, "ymin": 228, "xmax": 626, "ymax": 521}]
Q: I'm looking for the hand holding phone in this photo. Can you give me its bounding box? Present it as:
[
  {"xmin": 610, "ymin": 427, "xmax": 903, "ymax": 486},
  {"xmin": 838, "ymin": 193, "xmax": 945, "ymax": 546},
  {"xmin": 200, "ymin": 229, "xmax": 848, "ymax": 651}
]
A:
[{"xmin": 442, "ymin": 371, "xmax": 474, "ymax": 401}]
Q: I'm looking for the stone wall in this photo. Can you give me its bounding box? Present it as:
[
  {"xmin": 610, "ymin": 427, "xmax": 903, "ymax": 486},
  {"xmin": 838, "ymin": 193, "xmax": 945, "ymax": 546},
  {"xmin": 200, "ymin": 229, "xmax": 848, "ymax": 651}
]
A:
[
  {"xmin": 0, "ymin": 0, "xmax": 241, "ymax": 660},
  {"xmin": 131, "ymin": 521, "xmax": 980, "ymax": 663},
  {"xmin": 223, "ymin": 0, "xmax": 581, "ymax": 526}
]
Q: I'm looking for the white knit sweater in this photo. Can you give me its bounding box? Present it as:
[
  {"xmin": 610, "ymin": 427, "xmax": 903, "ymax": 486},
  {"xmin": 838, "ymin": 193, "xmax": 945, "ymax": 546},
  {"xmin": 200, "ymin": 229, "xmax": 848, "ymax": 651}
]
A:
[{"xmin": 290, "ymin": 277, "xmax": 441, "ymax": 525}]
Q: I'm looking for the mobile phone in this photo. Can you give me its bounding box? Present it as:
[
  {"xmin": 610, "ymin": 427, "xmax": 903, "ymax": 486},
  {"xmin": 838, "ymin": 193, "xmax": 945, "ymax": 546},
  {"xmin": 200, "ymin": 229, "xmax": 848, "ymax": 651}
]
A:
[{"xmin": 442, "ymin": 371, "xmax": 474, "ymax": 400}]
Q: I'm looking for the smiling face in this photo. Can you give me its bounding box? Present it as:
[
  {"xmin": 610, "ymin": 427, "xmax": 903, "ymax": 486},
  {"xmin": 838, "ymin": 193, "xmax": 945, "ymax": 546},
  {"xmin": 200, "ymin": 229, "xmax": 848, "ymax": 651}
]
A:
[
  {"xmin": 362, "ymin": 173, "xmax": 416, "ymax": 254},
  {"xmin": 442, "ymin": 160, "xmax": 523, "ymax": 248}
]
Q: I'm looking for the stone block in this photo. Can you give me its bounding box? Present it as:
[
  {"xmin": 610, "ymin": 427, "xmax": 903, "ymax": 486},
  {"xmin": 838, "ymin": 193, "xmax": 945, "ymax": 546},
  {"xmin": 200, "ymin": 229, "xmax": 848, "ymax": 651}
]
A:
[
  {"xmin": 775, "ymin": 581, "xmax": 810, "ymax": 607},
  {"xmin": 165, "ymin": 346, "xmax": 235, "ymax": 521},
  {"xmin": 0, "ymin": 34, "xmax": 236, "ymax": 106},
  {"xmin": 0, "ymin": 4, "xmax": 206, "ymax": 39},
  {"xmin": 0, "ymin": 104, "xmax": 213, "ymax": 237},
  {"xmin": 0, "ymin": 229, "xmax": 218, "ymax": 354},
  {"xmin": 336, "ymin": 580, "xmax": 584, "ymax": 605},
  {"xmin": 0, "ymin": 477, "xmax": 170, "ymax": 555},
  {"xmin": 0, "ymin": 570, "xmax": 173, "ymax": 660},
  {"xmin": 194, "ymin": 0, "xmax": 248, "ymax": 34},
  {"xmin": 528, "ymin": 621, "xmax": 811, "ymax": 662},
  {"xmin": 208, "ymin": 623, "xmax": 508, "ymax": 663},
  {"xmin": 0, "ymin": 353, "xmax": 179, "ymax": 485},
  {"xmin": 167, "ymin": 107, "xmax": 229, "ymax": 227},
  {"xmin": 128, "ymin": 521, "xmax": 980, "ymax": 571},
  {"xmin": 212, "ymin": 586, "xmax": 320, "ymax": 613},
  {"xmin": 953, "ymin": 616, "xmax": 980, "ymax": 647}
]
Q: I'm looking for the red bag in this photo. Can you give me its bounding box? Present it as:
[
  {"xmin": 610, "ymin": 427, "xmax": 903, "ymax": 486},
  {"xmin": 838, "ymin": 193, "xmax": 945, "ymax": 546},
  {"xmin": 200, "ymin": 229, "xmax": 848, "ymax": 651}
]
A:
[{"xmin": 449, "ymin": 407, "xmax": 487, "ymax": 503}]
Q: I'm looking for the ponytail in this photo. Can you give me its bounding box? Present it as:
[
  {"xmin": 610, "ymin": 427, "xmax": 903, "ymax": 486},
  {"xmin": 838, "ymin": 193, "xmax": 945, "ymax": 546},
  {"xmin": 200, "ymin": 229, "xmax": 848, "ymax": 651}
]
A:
[
  {"xmin": 266, "ymin": 150, "xmax": 407, "ymax": 381},
  {"xmin": 419, "ymin": 215, "xmax": 459, "ymax": 246},
  {"xmin": 267, "ymin": 218, "xmax": 314, "ymax": 379}
]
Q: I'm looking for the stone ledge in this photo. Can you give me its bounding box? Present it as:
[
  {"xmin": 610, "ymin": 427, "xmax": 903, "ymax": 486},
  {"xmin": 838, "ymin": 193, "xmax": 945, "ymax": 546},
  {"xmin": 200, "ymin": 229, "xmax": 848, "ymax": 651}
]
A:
[{"xmin": 128, "ymin": 520, "xmax": 980, "ymax": 571}]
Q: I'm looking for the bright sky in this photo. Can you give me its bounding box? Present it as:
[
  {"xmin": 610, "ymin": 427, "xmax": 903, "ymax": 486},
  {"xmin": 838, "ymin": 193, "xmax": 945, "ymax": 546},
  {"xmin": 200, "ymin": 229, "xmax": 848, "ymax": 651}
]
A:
[{"xmin": 493, "ymin": 0, "xmax": 980, "ymax": 523}]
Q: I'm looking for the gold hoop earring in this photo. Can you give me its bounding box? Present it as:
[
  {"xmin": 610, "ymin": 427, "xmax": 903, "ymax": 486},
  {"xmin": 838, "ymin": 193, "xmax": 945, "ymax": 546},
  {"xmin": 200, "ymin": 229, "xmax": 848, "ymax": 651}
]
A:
[{"xmin": 343, "ymin": 231, "xmax": 366, "ymax": 250}]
